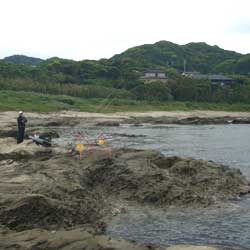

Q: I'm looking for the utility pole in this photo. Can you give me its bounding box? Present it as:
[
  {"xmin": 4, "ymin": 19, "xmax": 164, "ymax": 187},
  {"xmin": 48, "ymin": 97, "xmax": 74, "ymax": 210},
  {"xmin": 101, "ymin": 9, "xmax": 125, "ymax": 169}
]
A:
[{"xmin": 183, "ymin": 59, "xmax": 186, "ymax": 74}]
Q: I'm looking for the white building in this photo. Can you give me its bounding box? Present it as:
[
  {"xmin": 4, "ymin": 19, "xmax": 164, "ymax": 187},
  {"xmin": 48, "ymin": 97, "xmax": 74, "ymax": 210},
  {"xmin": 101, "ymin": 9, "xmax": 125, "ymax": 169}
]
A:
[{"xmin": 140, "ymin": 70, "xmax": 168, "ymax": 84}]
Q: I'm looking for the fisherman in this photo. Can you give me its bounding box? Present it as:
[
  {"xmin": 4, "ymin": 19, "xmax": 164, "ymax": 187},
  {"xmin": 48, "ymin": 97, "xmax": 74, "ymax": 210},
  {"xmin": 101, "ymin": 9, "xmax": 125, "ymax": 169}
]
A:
[{"xmin": 17, "ymin": 111, "xmax": 27, "ymax": 144}]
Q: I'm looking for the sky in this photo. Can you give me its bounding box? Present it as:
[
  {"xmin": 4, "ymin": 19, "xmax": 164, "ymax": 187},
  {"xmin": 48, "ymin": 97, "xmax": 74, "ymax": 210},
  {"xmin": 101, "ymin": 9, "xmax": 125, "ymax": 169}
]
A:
[{"xmin": 0, "ymin": 0, "xmax": 250, "ymax": 60}]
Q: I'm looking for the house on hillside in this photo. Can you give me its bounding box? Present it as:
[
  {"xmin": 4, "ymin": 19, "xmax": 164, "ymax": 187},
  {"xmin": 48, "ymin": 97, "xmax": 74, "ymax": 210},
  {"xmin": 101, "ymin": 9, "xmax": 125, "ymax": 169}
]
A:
[
  {"xmin": 208, "ymin": 74, "xmax": 234, "ymax": 86},
  {"xmin": 183, "ymin": 71, "xmax": 233, "ymax": 86},
  {"xmin": 140, "ymin": 69, "xmax": 168, "ymax": 84}
]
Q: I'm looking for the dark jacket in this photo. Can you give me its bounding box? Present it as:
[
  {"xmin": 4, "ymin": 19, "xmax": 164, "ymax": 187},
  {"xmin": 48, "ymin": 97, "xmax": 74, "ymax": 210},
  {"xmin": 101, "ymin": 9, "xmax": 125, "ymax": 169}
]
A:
[{"xmin": 17, "ymin": 115, "xmax": 27, "ymax": 129}]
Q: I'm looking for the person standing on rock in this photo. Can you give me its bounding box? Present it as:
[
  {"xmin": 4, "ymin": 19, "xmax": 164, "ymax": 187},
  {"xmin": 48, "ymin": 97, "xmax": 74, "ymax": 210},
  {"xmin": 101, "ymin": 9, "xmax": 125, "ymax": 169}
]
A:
[{"xmin": 17, "ymin": 111, "xmax": 27, "ymax": 144}]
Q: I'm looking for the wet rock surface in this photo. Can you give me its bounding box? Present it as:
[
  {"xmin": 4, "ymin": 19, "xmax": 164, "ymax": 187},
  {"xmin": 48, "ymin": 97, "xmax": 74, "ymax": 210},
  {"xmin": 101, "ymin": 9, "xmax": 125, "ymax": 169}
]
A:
[
  {"xmin": 0, "ymin": 227, "xmax": 155, "ymax": 250},
  {"xmin": 96, "ymin": 120, "xmax": 121, "ymax": 126},
  {"xmin": 126, "ymin": 116, "xmax": 250, "ymax": 125},
  {"xmin": 0, "ymin": 127, "xmax": 18, "ymax": 138},
  {"xmin": 110, "ymin": 132, "xmax": 146, "ymax": 138},
  {"xmin": 0, "ymin": 138, "xmax": 53, "ymax": 161},
  {"xmin": 83, "ymin": 150, "xmax": 250, "ymax": 207},
  {"xmin": 0, "ymin": 138, "xmax": 249, "ymax": 249},
  {"xmin": 28, "ymin": 117, "xmax": 81, "ymax": 127},
  {"xmin": 0, "ymin": 227, "xmax": 245, "ymax": 250},
  {"xmin": 0, "ymin": 141, "xmax": 108, "ymax": 233},
  {"xmin": 0, "ymin": 127, "xmax": 60, "ymax": 140}
]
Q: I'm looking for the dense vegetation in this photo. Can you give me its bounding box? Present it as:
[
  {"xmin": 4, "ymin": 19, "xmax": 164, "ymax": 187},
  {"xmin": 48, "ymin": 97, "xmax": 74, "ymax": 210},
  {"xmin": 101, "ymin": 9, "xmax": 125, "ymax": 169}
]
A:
[
  {"xmin": 111, "ymin": 41, "xmax": 242, "ymax": 74},
  {"xmin": 3, "ymin": 55, "xmax": 44, "ymax": 65},
  {"xmin": 214, "ymin": 54, "xmax": 250, "ymax": 75},
  {"xmin": 1, "ymin": 41, "xmax": 250, "ymax": 111}
]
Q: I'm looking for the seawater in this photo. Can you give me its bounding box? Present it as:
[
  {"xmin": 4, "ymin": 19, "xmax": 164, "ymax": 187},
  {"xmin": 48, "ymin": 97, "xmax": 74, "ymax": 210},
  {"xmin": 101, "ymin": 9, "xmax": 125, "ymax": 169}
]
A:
[{"xmin": 55, "ymin": 124, "xmax": 250, "ymax": 248}]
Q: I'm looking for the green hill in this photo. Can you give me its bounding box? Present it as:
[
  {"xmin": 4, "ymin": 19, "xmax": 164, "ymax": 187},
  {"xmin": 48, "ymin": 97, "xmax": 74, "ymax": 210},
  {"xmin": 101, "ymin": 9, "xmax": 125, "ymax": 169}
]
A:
[
  {"xmin": 110, "ymin": 41, "xmax": 242, "ymax": 73},
  {"xmin": 3, "ymin": 55, "xmax": 44, "ymax": 65},
  {"xmin": 214, "ymin": 54, "xmax": 250, "ymax": 75},
  {"xmin": 1, "ymin": 41, "xmax": 248, "ymax": 84},
  {"xmin": 1, "ymin": 41, "xmax": 250, "ymax": 108}
]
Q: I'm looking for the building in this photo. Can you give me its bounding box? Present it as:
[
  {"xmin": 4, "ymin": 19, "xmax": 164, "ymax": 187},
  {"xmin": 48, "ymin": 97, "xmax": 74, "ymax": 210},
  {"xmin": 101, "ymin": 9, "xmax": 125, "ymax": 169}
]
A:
[
  {"xmin": 183, "ymin": 71, "xmax": 233, "ymax": 86},
  {"xmin": 208, "ymin": 74, "xmax": 234, "ymax": 86},
  {"xmin": 140, "ymin": 69, "xmax": 168, "ymax": 84}
]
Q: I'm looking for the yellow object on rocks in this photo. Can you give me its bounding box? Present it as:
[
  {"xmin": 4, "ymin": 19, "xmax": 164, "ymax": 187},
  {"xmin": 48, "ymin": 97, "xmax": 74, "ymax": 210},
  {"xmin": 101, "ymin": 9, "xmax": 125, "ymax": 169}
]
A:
[
  {"xmin": 75, "ymin": 144, "xmax": 84, "ymax": 152},
  {"xmin": 97, "ymin": 139, "xmax": 105, "ymax": 145}
]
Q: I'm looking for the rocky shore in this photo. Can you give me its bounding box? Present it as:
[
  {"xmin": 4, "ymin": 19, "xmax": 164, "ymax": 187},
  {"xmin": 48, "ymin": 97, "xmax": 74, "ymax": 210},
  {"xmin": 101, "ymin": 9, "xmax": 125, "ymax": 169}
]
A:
[
  {"xmin": 0, "ymin": 137, "xmax": 249, "ymax": 249},
  {"xmin": 126, "ymin": 116, "xmax": 250, "ymax": 125},
  {"xmin": 2, "ymin": 110, "xmax": 250, "ymax": 129},
  {"xmin": 1, "ymin": 111, "xmax": 250, "ymax": 250}
]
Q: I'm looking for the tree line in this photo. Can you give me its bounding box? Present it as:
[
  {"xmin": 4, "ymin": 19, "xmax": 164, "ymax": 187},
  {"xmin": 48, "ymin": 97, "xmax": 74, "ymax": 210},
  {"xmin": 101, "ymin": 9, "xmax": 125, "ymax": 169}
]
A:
[{"xmin": 1, "ymin": 75, "xmax": 250, "ymax": 104}]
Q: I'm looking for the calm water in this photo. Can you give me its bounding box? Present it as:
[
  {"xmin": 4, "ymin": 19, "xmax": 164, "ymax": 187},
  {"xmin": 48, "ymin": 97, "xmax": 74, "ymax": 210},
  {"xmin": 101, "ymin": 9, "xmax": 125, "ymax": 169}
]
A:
[{"xmin": 55, "ymin": 124, "xmax": 250, "ymax": 249}]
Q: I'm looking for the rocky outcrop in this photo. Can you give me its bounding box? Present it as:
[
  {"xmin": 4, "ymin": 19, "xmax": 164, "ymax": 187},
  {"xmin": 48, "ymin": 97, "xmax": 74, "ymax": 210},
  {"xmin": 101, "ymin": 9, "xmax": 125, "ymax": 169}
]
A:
[
  {"xmin": 0, "ymin": 116, "xmax": 77, "ymax": 140},
  {"xmin": 232, "ymin": 118, "xmax": 250, "ymax": 124},
  {"xmin": 0, "ymin": 142, "xmax": 108, "ymax": 233},
  {"xmin": 27, "ymin": 117, "xmax": 81, "ymax": 127},
  {"xmin": 0, "ymin": 144, "xmax": 249, "ymax": 227},
  {"xmin": 44, "ymin": 118, "xmax": 80, "ymax": 127},
  {"xmin": 110, "ymin": 133, "xmax": 146, "ymax": 138},
  {"xmin": 0, "ymin": 142, "xmax": 249, "ymax": 249},
  {"xmin": 0, "ymin": 138, "xmax": 53, "ymax": 161},
  {"xmin": 165, "ymin": 245, "xmax": 245, "ymax": 250},
  {"xmin": 83, "ymin": 150, "xmax": 250, "ymax": 207},
  {"xmin": 95, "ymin": 120, "xmax": 120, "ymax": 126},
  {"xmin": 0, "ymin": 127, "xmax": 18, "ymax": 138},
  {"xmin": 126, "ymin": 116, "xmax": 250, "ymax": 125},
  {"xmin": 0, "ymin": 228, "xmax": 154, "ymax": 250},
  {"xmin": 0, "ymin": 227, "xmax": 245, "ymax": 250},
  {"xmin": 0, "ymin": 128, "xmax": 60, "ymax": 140}
]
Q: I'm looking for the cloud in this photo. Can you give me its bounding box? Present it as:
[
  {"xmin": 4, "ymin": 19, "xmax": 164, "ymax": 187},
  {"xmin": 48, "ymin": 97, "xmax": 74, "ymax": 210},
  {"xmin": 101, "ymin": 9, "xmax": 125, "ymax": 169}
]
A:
[
  {"xmin": 0, "ymin": 0, "xmax": 250, "ymax": 59},
  {"xmin": 228, "ymin": 19, "xmax": 250, "ymax": 35}
]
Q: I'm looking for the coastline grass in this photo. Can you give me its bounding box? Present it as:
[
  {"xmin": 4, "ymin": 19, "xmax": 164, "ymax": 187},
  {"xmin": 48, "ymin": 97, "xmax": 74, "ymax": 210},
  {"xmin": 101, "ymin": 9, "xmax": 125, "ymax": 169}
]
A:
[{"xmin": 1, "ymin": 90, "xmax": 250, "ymax": 113}]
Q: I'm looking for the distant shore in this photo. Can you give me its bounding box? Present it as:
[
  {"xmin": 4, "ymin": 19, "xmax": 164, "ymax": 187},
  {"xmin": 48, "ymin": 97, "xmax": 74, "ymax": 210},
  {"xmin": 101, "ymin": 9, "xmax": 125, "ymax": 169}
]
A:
[{"xmin": 1, "ymin": 110, "xmax": 250, "ymax": 128}]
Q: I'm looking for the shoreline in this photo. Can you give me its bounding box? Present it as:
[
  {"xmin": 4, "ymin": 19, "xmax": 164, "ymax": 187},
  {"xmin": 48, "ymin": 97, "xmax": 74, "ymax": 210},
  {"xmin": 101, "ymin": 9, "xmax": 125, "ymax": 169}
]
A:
[
  {"xmin": 0, "ymin": 139, "xmax": 249, "ymax": 250},
  {"xmin": 1, "ymin": 112, "xmax": 250, "ymax": 250},
  {"xmin": 1, "ymin": 110, "xmax": 250, "ymax": 128},
  {"xmin": 1, "ymin": 110, "xmax": 250, "ymax": 119}
]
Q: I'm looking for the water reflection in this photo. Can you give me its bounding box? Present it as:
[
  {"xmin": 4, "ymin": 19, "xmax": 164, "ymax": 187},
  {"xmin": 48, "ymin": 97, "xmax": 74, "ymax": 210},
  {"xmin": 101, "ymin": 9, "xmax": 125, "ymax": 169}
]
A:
[
  {"xmin": 106, "ymin": 197, "xmax": 250, "ymax": 248},
  {"xmin": 55, "ymin": 124, "xmax": 250, "ymax": 176}
]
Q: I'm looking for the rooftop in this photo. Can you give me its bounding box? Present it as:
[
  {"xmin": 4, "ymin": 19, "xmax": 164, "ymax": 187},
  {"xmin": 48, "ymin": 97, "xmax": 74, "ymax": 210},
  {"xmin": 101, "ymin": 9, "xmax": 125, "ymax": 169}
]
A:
[
  {"xmin": 184, "ymin": 72, "xmax": 233, "ymax": 81},
  {"xmin": 143, "ymin": 69, "xmax": 166, "ymax": 73}
]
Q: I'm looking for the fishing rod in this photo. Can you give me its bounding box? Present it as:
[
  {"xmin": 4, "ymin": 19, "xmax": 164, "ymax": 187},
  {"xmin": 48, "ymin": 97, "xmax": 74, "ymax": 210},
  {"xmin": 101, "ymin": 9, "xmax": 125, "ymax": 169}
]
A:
[
  {"xmin": 98, "ymin": 84, "xmax": 142, "ymax": 112},
  {"xmin": 72, "ymin": 84, "xmax": 143, "ymax": 153}
]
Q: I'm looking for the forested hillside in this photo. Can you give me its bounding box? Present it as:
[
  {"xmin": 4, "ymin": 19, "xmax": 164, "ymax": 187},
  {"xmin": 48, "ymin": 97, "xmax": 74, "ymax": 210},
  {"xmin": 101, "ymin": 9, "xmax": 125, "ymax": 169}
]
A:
[
  {"xmin": 0, "ymin": 41, "xmax": 250, "ymax": 106},
  {"xmin": 1, "ymin": 41, "xmax": 249, "ymax": 82},
  {"xmin": 110, "ymin": 41, "xmax": 242, "ymax": 74},
  {"xmin": 3, "ymin": 55, "xmax": 44, "ymax": 65}
]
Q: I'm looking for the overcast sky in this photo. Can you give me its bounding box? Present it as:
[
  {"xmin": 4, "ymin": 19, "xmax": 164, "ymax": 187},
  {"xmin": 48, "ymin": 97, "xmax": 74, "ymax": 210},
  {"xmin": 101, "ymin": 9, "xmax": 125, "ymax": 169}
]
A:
[{"xmin": 0, "ymin": 0, "xmax": 250, "ymax": 60}]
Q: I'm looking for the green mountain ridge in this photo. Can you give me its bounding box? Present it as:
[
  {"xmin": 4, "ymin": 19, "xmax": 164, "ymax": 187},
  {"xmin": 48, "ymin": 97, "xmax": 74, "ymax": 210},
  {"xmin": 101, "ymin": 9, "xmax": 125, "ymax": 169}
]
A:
[
  {"xmin": 110, "ymin": 41, "xmax": 243, "ymax": 73},
  {"xmin": 1, "ymin": 41, "xmax": 250, "ymax": 107},
  {"xmin": 0, "ymin": 41, "xmax": 249, "ymax": 85},
  {"xmin": 3, "ymin": 55, "xmax": 44, "ymax": 65}
]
